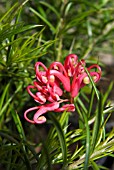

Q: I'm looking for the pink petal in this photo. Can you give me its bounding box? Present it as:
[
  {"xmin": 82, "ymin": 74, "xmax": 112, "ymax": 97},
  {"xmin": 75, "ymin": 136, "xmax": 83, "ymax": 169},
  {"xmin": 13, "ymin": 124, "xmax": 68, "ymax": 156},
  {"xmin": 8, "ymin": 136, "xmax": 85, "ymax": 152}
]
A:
[
  {"xmin": 27, "ymin": 85, "xmax": 46, "ymax": 104},
  {"xmin": 74, "ymin": 59, "xmax": 86, "ymax": 76},
  {"xmin": 34, "ymin": 81, "xmax": 43, "ymax": 91},
  {"xmin": 48, "ymin": 62, "xmax": 70, "ymax": 91},
  {"xmin": 35, "ymin": 92, "xmax": 46, "ymax": 104},
  {"xmin": 49, "ymin": 62, "xmax": 68, "ymax": 75},
  {"xmin": 89, "ymin": 72, "xmax": 101, "ymax": 83},
  {"xmin": 33, "ymin": 102, "xmax": 60, "ymax": 124},
  {"xmin": 64, "ymin": 54, "xmax": 78, "ymax": 77},
  {"xmin": 35, "ymin": 62, "xmax": 48, "ymax": 83},
  {"xmin": 49, "ymin": 70, "xmax": 70, "ymax": 92},
  {"xmin": 71, "ymin": 73, "xmax": 87, "ymax": 97},
  {"xmin": 88, "ymin": 64, "xmax": 102, "ymax": 78},
  {"xmin": 27, "ymin": 85, "xmax": 37, "ymax": 99},
  {"xmin": 64, "ymin": 54, "xmax": 78, "ymax": 66},
  {"xmin": 47, "ymin": 82, "xmax": 63, "ymax": 97},
  {"xmin": 53, "ymin": 84, "xmax": 63, "ymax": 96},
  {"xmin": 47, "ymin": 74, "xmax": 63, "ymax": 96},
  {"xmin": 24, "ymin": 106, "xmax": 40, "ymax": 124},
  {"xmin": 55, "ymin": 104, "xmax": 75, "ymax": 112}
]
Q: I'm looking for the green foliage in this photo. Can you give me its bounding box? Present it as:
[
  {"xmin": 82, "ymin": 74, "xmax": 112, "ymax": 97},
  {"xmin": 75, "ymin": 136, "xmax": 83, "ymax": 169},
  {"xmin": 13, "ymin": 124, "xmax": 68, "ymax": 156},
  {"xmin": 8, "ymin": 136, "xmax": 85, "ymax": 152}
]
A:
[{"xmin": 0, "ymin": 0, "xmax": 114, "ymax": 170}]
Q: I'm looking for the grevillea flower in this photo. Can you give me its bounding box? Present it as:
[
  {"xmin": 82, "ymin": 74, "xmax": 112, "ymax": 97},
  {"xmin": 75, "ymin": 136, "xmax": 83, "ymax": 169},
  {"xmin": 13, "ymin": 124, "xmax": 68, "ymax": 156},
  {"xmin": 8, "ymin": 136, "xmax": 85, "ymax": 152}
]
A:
[
  {"xmin": 24, "ymin": 54, "xmax": 101, "ymax": 124},
  {"xmin": 64, "ymin": 54, "xmax": 101, "ymax": 97}
]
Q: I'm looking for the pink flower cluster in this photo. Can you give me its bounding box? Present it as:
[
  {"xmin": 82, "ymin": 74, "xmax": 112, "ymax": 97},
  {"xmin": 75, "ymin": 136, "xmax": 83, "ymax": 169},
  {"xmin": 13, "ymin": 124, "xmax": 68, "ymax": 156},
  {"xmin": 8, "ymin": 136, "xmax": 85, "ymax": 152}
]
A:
[{"xmin": 24, "ymin": 54, "xmax": 101, "ymax": 124}]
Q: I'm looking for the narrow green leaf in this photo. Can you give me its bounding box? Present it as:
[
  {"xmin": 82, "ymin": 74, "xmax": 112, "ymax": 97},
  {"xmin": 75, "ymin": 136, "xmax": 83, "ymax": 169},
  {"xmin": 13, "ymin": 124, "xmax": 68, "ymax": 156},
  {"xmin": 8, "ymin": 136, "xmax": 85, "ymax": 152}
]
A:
[
  {"xmin": 0, "ymin": 83, "xmax": 22, "ymax": 117},
  {"xmin": 11, "ymin": 109, "xmax": 26, "ymax": 140},
  {"xmin": 49, "ymin": 113, "xmax": 68, "ymax": 167},
  {"xmin": 80, "ymin": 92, "xmax": 89, "ymax": 103},
  {"xmin": 59, "ymin": 110, "xmax": 70, "ymax": 132},
  {"xmin": 102, "ymin": 81, "xmax": 113, "ymax": 105},
  {"xmin": 0, "ymin": 83, "xmax": 10, "ymax": 111},
  {"xmin": 91, "ymin": 93, "xmax": 103, "ymax": 153},
  {"xmin": 84, "ymin": 67, "xmax": 100, "ymax": 100},
  {"xmin": 71, "ymin": 146, "xmax": 84, "ymax": 161},
  {"xmin": 36, "ymin": 131, "xmax": 52, "ymax": 170},
  {"xmin": 0, "ymin": 130, "xmax": 19, "ymax": 144},
  {"xmin": 88, "ymin": 88, "xmax": 95, "ymax": 117},
  {"xmin": 0, "ymin": 23, "xmax": 43, "ymax": 44},
  {"xmin": 24, "ymin": 142, "xmax": 39, "ymax": 162},
  {"xmin": 98, "ymin": 165, "xmax": 109, "ymax": 170},
  {"xmin": 0, "ymin": 36, "xmax": 22, "ymax": 51},
  {"xmin": 77, "ymin": 97, "xmax": 87, "ymax": 114},
  {"xmin": 30, "ymin": 7, "xmax": 56, "ymax": 33},
  {"xmin": 39, "ymin": 1, "xmax": 60, "ymax": 18},
  {"xmin": 0, "ymin": 3, "xmax": 18, "ymax": 22},
  {"xmin": 103, "ymin": 105, "xmax": 114, "ymax": 114},
  {"xmin": 16, "ymin": 24, "xmax": 43, "ymax": 33},
  {"xmin": 81, "ymin": 110, "xmax": 90, "ymax": 170},
  {"xmin": 0, "ymin": 130, "xmax": 32, "ymax": 170},
  {"xmin": 65, "ymin": 9, "xmax": 96, "ymax": 31},
  {"xmin": 91, "ymin": 160, "xmax": 100, "ymax": 170}
]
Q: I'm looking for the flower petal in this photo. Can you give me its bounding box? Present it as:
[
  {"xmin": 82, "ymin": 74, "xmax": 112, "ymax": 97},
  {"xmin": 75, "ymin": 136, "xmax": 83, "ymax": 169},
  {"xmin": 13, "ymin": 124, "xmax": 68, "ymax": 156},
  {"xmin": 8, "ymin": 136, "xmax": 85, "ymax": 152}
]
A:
[
  {"xmin": 27, "ymin": 85, "xmax": 46, "ymax": 104},
  {"xmin": 71, "ymin": 73, "xmax": 87, "ymax": 97},
  {"xmin": 88, "ymin": 64, "xmax": 102, "ymax": 79},
  {"xmin": 64, "ymin": 54, "xmax": 78, "ymax": 77},
  {"xmin": 51, "ymin": 70, "xmax": 70, "ymax": 91},
  {"xmin": 74, "ymin": 59, "xmax": 86, "ymax": 76},
  {"xmin": 55, "ymin": 104, "xmax": 75, "ymax": 112},
  {"xmin": 24, "ymin": 106, "xmax": 40, "ymax": 124},
  {"xmin": 88, "ymin": 72, "xmax": 101, "ymax": 83},
  {"xmin": 27, "ymin": 85, "xmax": 37, "ymax": 99},
  {"xmin": 33, "ymin": 102, "xmax": 60, "ymax": 124},
  {"xmin": 35, "ymin": 92, "xmax": 46, "ymax": 104},
  {"xmin": 48, "ymin": 62, "xmax": 70, "ymax": 92},
  {"xmin": 35, "ymin": 62, "xmax": 48, "ymax": 83}
]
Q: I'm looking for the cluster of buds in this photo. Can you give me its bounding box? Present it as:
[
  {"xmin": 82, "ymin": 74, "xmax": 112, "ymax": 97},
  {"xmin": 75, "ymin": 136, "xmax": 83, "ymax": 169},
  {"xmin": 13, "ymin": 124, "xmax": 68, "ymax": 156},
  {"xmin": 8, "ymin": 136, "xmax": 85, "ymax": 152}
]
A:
[{"xmin": 24, "ymin": 54, "xmax": 101, "ymax": 124}]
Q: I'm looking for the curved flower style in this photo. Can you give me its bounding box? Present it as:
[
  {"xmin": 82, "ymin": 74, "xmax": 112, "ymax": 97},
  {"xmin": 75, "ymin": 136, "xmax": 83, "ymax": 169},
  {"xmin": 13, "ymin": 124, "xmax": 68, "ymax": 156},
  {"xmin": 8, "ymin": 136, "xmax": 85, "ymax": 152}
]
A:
[
  {"xmin": 64, "ymin": 54, "xmax": 78, "ymax": 77},
  {"xmin": 24, "ymin": 100, "xmax": 75, "ymax": 124},
  {"xmin": 71, "ymin": 63, "xmax": 101, "ymax": 97},
  {"xmin": 48, "ymin": 62, "xmax": 71, "ymax": 92},
  {"xmin": 24, "ymin": 54, "xmax": 101, "ymax": 124}
]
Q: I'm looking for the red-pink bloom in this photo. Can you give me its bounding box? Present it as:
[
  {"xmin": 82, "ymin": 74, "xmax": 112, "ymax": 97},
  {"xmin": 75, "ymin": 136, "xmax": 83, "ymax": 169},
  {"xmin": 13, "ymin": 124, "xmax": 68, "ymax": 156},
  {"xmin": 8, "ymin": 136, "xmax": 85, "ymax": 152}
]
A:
[
  {"xmin": 24, "ymin": 60, "xmax": 74, "ymax": 124},
  {"xmin": 48, "ymin": 61, "xmax": 71, "ymax": 92},
  {"xmin": 71, "ymin": 64, "xmax": 101, "ymax": 97},
  {"xmin": 64, "ymin": 54, "xmax": 78, "ymax": 77},
  {"xmin": 64, "ymin": 54, "xmax": 101, "ymax": 97},
  {"xmin": 24, "ymin": 54, "xmax": 101, "ymax": 124},
  {"xmin": 35, "ymin": 62, "xmax": 48, "ymax": 84},
  {"xmin": 24, "ymin": 100, "xmax": 75, "ymax": 124}
]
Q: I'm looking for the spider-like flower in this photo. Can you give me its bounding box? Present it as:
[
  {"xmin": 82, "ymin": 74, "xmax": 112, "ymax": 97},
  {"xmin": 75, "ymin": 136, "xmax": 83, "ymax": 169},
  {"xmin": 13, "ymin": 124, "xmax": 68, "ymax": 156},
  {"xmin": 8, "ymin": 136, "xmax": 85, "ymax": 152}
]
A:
[
  {"xmin": 24, "ymin": 54, "xmax": 101, "ymax": 124},
  {"xmin": 64, "ymin": 54, "xmax": 101, "ymax": 97}
]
